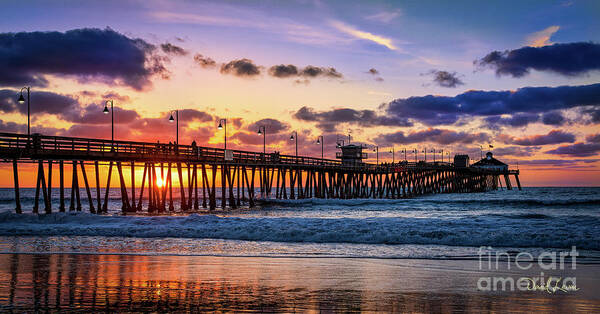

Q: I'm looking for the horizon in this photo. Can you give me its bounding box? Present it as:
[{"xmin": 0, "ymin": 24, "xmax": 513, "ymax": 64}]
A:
[{"xmin": 0, "ymin": 0, "xmax": 599, "ymax": 186}]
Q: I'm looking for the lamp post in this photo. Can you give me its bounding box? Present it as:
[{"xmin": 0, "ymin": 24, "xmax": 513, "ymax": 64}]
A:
[
  {"xmin": 402, "ymin": 148, "xmax": 407, "ymax": 161},
  {"xmin": 431, "ymin": 149, "xmax": 436, "ymax": 162},
  {"xmin": 316, "ymin": 136, "xmax": 324, "ymax": 161},
  {"xmin": 17, "ymin": 87, "xmax": 31, "ymax": 138},
  {"xmin": 389, "ymin": 147, "xmax": 395, "ymax": 163},
  {"xmin": 168, "ymin": 110, "xmax": 178, "ymax": 145},
  {"xmin": 446, "ymin": 151, "xmax": 450, "ymax": 163},
  {"xmin": 290, "ymin": 131, "xmax": 298, "ymax": 157},
  {"xmin": 103, "ymin": 100, "xmax": 115, "ymax": 147},
  {"xmin": 422, "ymin": 149, "xmax": 427, "ymax": 163},
  {"xmin": 257, "ymin": 126, "xmax": 266, "ymax": 154},
  {"xmin": 218, "ymin": 118, "xmax": 227, "ymax": 150},
  {"xmin": 373, "ymin": 146, "xmax": 379, "ymax": 165},
  {"xmin": 413, "ymin": 148, "xmax": 418, "ymax": 162}
]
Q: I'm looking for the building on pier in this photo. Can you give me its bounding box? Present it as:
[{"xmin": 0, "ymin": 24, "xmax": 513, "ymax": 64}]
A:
[
  {"xmin": 336, "ymin": 144, "xmax": 367, "ymax": 166},
  {"xmin": 471, "ymin": 152, "xmax": 508, "ymax": 171}
]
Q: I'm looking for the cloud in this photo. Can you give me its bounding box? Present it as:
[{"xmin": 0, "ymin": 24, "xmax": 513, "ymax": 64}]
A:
[
  {"xmin": 506, "ymin": 130, "xmax": 576, "ymax": 146},
  {"xmin": 0, "ymin": 28, "xmax": 169, "ymax": 90},
  {"xmin": 427, "ymin": 70, "xmax": 464, "ymax": 88},
  {"xmin": 220, "ymin": 58, "xmax": 261, "ymax": 77},
  {"xmin": 475, "ymin": 42, "xmax": 600, "ymax": 77},
  {"xmin": 526, "ymin": 26, "xmax": 560, "ymax": 47},
  {"xmin": 193, "ymin": 54, "xmax": 217, "ymax": 68},
  {"xmin": 545, "ymin": 142, "xmax": 600, "ymax": 157},
  {"xmin": 541, "ymin": 111, "xmax": 565, "ymax": 126},
  {"xmin": 484, "ymin": 113, "xmax": 540, "ymax": 128},
  {"xmin": 294, "ymin": 106, "xmax": 413, "ymax": 131},
  {"xmin": 330, "ymin": 20, "xmax": 397, "ymax": 50},
  {"xmin": 512, "ymin": 158, "xmax": 599, "ymax": 166},
  {"xmin": 586, "ymin": 133, "xmax": 600, "ymax": 143},
  {"xmin": 300, "ymin": 66, "xmax": 343, "ymax": 78},
  {"xmin": 365, "ymin": 10, "xmax": 401, "ymax": 23},
  {"xmin": 491, "ymin": 146, "xmax": 540, "ymax": 157},
  {"xmin": 268, "ymin": 64, "xmax": 299, "ymax": 78},
  {"xmin": 160, "ymin": 43, "xmax": 188, "ymax": 56},
  {"xmin": 268, "ymin": 64, "xmax": 343, "ymax": 79},
  {"xmin": 248, "ymin": 118, "xmax": 289, "ymax": 134},
  {"xmin": 0, "ymin": 89, "xmax": 79, "ymax": 116},
  {"xmin": 375, "ymin": 128, "xmax": 490, "ymax": 145},
  {"xmin": 384, "ymin": 83, "xmax": 600, "ymax": 126}
]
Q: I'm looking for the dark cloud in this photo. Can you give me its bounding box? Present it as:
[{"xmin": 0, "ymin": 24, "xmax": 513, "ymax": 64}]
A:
[
  {"xmin": 375, "ymin": 128, "xmax": 490, "ymax": 145},
  {"xmin": 220, "ymin": 59, "xmax": 261, "ymax": 77},
  {"xmin": 428, "ymin": 70, "xmax": 464, "ymax": 88},
  {"xmin": 300, "ymin": 66, "xmax": 342, "ymax": 78},
  {"xmin": 178, "ymin": 109, "xmax": 213, "ymax": 123},
  {"xmin": 0, "ymin": 28, "xmax": 168, "ymax": 90},
  {"xmin": 268, "ymin": 64, "xmax": 299, "ymax": 78},
  {"xmin": 475, "ymin": 42, "xmax": 600, "ymax": 78},
  {"xmin": 484, "ymin": 113, "xmax": 539, "ymax": 128},
  {"xmin": 541, "ymin": 111, "xmax": 565, "ymax": 126},
  {"xmin": 193, "ymin": 54, "xmax": 217, "ymax": 68},
  {"xmin": 293, "ymin": 106, "xmax": 412, "ymax": 131},
  {"xmin": 507, "ymin": 130, "xmax": 576, "ymax": 146},
  {"xmin": 545, "ymin": 142, "xmax": 600, "ymax": 157},
  {"xmin": 64, "ymin": 104, "xmax": 140, "ymax": 125},
  {"xmin": 385, "ymin": 83, "xmax": 600, "ymax": 126},
  {"xmin": 586, "ymin": 133, "xmax": 600, "ymax": 143},
  {"xmin": 0, "ymin": 89, "xmax": 78, "ymax": 115},
  {"xmin": 160, "ymin": 43, "xmax": 188, "ymax": 56},
  {"xmin": 491, "ymin": 146, "xmax": 540, "ymax": 157},
  {"xmin": 509, "ymin": 158, "xmax": 600, "ymax": 166},
  {"xmin": 368, "ymin": 68, "xmax": 379, "ymax": 75},
  {"xmin": 581, "ymin": 107, "xmax": 600, "ymax": 124},
  {"xmin": 248, "ymin": 118, "xmax": 289, "ymax": 134}
]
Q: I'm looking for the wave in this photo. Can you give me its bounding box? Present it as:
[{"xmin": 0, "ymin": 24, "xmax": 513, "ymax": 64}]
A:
[
  {"xmin": 0, "ymin": 212, "xmax": 598, "ymax": 250},
  {"xmin": 260, "ymin": 198, "xmax": 600, "ymax": 208}
]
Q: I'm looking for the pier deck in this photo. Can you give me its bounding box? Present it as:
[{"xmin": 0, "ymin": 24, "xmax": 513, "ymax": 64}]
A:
[{"xmin": 0, "ymin": 132, "xmax": 521, "ymax": 214}]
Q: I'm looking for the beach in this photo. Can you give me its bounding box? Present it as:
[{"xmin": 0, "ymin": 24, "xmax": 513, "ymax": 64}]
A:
[{"xmin": 0, "ymin": 252, "xmax": 599, "ymax": 312}]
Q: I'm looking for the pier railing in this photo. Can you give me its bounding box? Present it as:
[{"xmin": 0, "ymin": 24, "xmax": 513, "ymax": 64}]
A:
[{"xmin": 0, "ymin": 132, "xmax": 474, "ymax": 172}]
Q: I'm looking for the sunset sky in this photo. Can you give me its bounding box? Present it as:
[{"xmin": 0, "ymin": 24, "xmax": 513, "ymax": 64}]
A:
[{"xmin": 0, "ymin": 0, "xmax": 599, "ymax": 186}]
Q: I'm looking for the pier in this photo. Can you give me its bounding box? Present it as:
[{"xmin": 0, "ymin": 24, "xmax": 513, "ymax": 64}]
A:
[{"xmin": 0, "ymin": 132, "xmax": 521, "ymax": 214}]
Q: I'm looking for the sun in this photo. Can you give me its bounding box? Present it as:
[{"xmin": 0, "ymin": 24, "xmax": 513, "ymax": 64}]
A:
[{"xmin": 156, "ymin": 178, "xmax": 165, "ymax": 188}]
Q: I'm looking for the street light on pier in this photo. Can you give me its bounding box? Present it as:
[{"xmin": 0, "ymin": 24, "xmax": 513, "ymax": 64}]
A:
[
  {"xmin": 103, "ymin": 100, "xmax": 115, "ymax": 147},
  {"xmin": 17, "ymin": 86, "xmax": 31, "ymax": 138},
  {"xmin": 372, "ymin": 146, "xmax": 379, "ymax": 165},
  {"xmin": 422, "ymin": 149, "xmax": 427, "ymax": 162},
  {"xmin": 257, "ymin": 125, "xmax": 266, "ymax": 154},
  {"xmin": 413, "ymin": 148, "xmax": 418, "ymax": 162},
  {"xmin": 431, "ymin": 149, "xmax": 436, "ymax": 162},
  {"xmin": 217, "ymin": 118, "xmax": 227, "ymax": 150},
  {"xmin": 401, "ymin": 148, "xmax": 407, "ymax": 162},
  {"xmin": 389, "ymin": 147, "xmax": 395, "ymax": 163},
  {"xmin": 290, "ymin": 131, "xmax": 298, "ymax": 157},
  {"xmin": 316, "ymin": 135, "xmax": 324, "ymax": 161},
  {"xmin": 168, "ymin": 110, "xmax": 179, "ymax": 145}
]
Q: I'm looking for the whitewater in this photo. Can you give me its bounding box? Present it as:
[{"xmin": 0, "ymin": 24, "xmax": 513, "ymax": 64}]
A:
[{"xmin": 0, "ymin": 187, "xmax": 598, "ymax": 257}]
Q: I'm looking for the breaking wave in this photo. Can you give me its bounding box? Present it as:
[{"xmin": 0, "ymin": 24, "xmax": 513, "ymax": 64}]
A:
[{"xmin": 0, "ymin": 212, "xmax": 598, "ymax": 250}]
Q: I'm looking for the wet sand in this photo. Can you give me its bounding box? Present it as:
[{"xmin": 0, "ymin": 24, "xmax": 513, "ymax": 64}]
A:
[{"xmin": 0, "ymin": 253, "xmax": 599, "ymax": 312}]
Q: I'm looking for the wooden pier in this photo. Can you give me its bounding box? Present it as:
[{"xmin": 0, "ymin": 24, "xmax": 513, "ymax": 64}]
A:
[{"xmin": 0, "ymin": 133, "xmax": 521, "ymax": 214}]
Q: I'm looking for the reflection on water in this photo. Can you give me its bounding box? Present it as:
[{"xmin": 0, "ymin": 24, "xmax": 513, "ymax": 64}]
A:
[{"xmin": 1, "ymin": 254, "xmax": 599, "ymax": 312}]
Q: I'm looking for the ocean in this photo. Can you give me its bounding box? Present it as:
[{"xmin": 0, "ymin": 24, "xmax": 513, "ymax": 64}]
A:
[
  {"xmin": 0, "ymin": 187, "xmax": 598, "ymax": 257},
  {"xmin": 1, "ymin": 187, "xmax": 599, "ymax": 311}
]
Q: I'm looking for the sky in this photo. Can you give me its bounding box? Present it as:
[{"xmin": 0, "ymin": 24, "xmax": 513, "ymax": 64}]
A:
[{"xmin": 0, "ymin": 0, "xmax": 599, "ymax": 186}]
